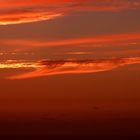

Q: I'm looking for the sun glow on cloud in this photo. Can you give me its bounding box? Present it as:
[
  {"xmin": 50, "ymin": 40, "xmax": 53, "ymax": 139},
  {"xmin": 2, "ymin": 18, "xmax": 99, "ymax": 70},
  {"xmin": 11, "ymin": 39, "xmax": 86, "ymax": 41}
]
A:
[
  {"xmin": 0, "ymin": 0, "xmax": 140, "ymax": 25},
  {"xmin": 0, "ymin": 12, "xmax": 62, "ymax": 25},
  {"xmin": 0, "ymin": 60, "xmax": 41, "ymax": 69},
  {"xmin": 3, "ymin": 57, "xmax": 140, "ymax": 79}
]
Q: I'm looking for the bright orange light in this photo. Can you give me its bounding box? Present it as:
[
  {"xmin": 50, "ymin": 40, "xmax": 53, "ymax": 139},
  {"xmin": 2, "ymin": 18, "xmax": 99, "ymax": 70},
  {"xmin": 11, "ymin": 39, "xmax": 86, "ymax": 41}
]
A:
[{"xmin": 7, "ymin": 57, "xmax": 140, "ymax": 79}]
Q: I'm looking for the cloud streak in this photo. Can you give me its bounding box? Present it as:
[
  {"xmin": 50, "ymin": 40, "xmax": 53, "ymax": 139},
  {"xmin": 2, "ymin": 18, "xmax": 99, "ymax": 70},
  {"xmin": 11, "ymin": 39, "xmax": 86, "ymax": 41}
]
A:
[
  {"xmin": 0, "ymin": 60, "xmax": 41, "ymax": 69},
  {"xmin": 0, "ymin": 0, "xmax": 140, "ymax": 25},
  {"xmin": 0, "ymin": 33, "xmax": 140, "ymax": 51},
  {"xmin": 4, "ymin": 57, "xmax": 140, "ymax": 79}
]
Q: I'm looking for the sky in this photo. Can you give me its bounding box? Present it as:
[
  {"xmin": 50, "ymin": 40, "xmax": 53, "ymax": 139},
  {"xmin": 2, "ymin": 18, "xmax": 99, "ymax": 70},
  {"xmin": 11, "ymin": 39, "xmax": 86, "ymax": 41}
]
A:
[{"xmin": 0, "ymin": 0, "xmax": 140, "ymax": 138}]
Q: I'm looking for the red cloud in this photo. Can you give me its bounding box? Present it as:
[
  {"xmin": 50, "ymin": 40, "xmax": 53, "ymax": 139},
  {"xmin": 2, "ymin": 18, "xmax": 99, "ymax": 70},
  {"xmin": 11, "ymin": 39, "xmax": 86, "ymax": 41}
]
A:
[
  {"xmin": 6, "ymin": 57, "xmax": 140, "ymax": 79},
  {"xmin": 0, "ymin": 0, "xmax": 140, "ymax": 25},
  {"xmin": 0, "ymin": 33, "xmax": 140, "ymax": 51}
]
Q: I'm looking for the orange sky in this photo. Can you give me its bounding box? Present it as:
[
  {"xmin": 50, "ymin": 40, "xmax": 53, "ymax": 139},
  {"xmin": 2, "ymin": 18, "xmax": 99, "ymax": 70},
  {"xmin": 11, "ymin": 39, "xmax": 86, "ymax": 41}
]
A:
[
  {"xmin": 0, "ymin": 0, "xmax": 140, "ymax": 138},
  {"xmin": 0, "ymin": 0, "xmax": 140, "ymax": 76}
]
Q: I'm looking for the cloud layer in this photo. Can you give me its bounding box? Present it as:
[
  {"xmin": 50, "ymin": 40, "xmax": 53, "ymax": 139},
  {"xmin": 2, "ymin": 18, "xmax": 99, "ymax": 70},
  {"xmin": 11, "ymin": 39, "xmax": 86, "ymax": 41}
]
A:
[
  {"xmin": 3, "ymin": 57, "xmax": 140, "ymax": 79},
  {"xmin": 0, "ymin": 0, "xmax": 140, "ymax": 25}
]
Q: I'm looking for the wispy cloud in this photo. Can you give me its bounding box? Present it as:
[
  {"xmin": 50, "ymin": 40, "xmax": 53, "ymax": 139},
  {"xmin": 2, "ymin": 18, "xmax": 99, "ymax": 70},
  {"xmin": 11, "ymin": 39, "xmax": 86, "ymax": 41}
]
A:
[
  {"xmin": 0, "ymin": 33, "xmax": 140, "ymax": 52},
  {"xmin": 0, "ymin": 33, "xmax": 140, "ymax": 51},
  {"xmin": 0, "ymin": 0, "xmax": 140, "ymax": 25},
  {"xmin": 0, "ymin": 11, "xmax": 62, "ymax": 25},
  {"xmin": 4, "ymin": 57, "xmax": 140, "ymax": 79}
]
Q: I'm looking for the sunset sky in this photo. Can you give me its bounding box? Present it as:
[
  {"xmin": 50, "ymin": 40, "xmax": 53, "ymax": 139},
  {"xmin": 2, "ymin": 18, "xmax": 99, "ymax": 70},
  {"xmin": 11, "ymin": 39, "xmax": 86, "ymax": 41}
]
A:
[{"xmin": 0, "ymin": 0, "xmax": 140, "ymax": 139}]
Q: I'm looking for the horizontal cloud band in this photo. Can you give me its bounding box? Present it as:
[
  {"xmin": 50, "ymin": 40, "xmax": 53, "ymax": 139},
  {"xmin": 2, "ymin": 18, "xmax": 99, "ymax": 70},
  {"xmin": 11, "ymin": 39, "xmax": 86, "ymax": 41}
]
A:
[
  {"xmin": 0, "ymin": 0, "xmax": 140, "ymax": 25},
  {"xmin": 3, "ymin": 57, "xmax": 140, "ymax": 79},
  {"xmin": 0, "ymin": 33, "xmax": 140, "ymax": 51}
]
